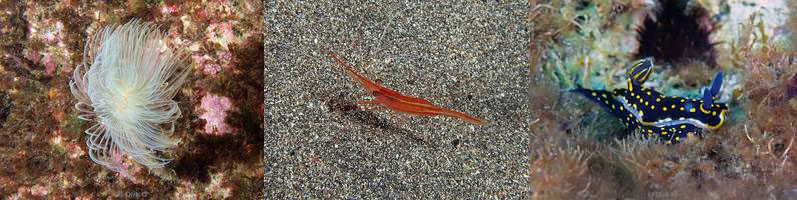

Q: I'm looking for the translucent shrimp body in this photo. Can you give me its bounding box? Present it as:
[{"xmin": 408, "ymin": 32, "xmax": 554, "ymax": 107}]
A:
[{"xmin": 330, "ymin": 51, "xmax": 485, "ymax": 125}]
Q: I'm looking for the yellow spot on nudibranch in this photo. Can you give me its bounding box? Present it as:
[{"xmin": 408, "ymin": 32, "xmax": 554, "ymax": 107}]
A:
[
  {"xmin": 647, "ymin": 91, "xmax": 651, "ymax": 95},
  {"xmin": 680, "ymin": 99, "xmax": 685, "ymax": 102},
  {"xmin": 689, "ymin": 108, "xmax": 696, "ymax": 112},
  {"xmin": 675, "ymin": 137, "xmax": 681, "ymax": 141},
  {"xmin": 651, "ymin": 105, "xmax": 655, "ymax": 109},
  {"xmin": 700, "ymin": 104, "xmax": 712, "ymax": 114},
  {"xmin": 671, "ymin": 105, "xmax": 676, "ymax": 109},
  {"xmin": 680, "ymin": 125, "xmax": 686, "ymax": 129},
  {"xmin": 662, "ymin": 107, "xmax": 667, "ymax": 111},
  {"xmin": 662, "ymin": 131, "xmax": 668, "ymax": 135},
  {"xmin": 712, "ymin": 111, "xmax": 717, "ymax": 116},
  {"xmin": 680, "ymin": 107, "xmax": 685, "ymax": 111},
  {"xmin": 592, "ymin": 92, "xmax": 597, "ymax": 96},
  {"xmin": 645, "ymin": 101, "xmax": 649, "ymax": 106},
  {"xmin": 656, "ymin": 98, "xmax": 661, "ymax": 102}
]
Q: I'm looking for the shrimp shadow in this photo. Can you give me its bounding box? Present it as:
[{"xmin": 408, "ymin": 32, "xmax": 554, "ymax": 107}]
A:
[{"xmin": 326, "ymin": 93, "xmax": 436, "ymax": 148}]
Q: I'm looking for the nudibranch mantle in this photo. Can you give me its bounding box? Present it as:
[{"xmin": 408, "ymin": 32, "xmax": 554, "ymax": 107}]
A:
[{"xmin": 572, "ymin": 58, "xmax": 729, "ymax": 144}]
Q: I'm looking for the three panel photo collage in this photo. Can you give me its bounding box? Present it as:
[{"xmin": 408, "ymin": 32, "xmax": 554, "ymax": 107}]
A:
[{"xmin": 2, "ymin": 0, "xmax": 797, "ymax": 199}]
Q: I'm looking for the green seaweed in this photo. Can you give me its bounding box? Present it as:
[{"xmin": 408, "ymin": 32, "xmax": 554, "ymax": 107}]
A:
[{"xmin": 61, "ymin": 113, "xmax": 85, "ymax": 134}]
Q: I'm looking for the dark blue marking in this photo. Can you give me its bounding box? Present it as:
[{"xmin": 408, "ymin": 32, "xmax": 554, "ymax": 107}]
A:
[{"xmin": 702, "ymin": 71, "xmax": 723, "ymax": 110}]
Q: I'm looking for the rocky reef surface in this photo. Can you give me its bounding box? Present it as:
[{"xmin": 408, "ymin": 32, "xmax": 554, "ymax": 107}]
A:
[{"xmin": 0, "ymin": 1, "xmax": 264, "ymax": 198}]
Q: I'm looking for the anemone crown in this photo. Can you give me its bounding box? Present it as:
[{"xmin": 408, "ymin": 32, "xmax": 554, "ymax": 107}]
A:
[{"xmin": 70, "ymin": 19, "xmax": 188, "ymax": 172}]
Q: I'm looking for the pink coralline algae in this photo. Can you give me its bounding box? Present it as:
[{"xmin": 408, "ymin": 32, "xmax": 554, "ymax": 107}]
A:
[
  {"xmin": 111, "ymin": 151, "xmax": 137, "ymax": 182},
  {"xmin": 26, "ymin": 50, "xmax": 41, "ymax": 64},
  {"xmin": 193, "ymin": 54, "xmax": 223, "ymax": 75},
  {"xmin": 206, "ymin": 22, "xmax": 240, "ymax": 50},
  {"xmin": 161, "ymin": 4, "xmax": 179, "ymax": 15},
  {"xmin": 216, "ymin": 51, "xmax": 233, "ymax": 64},
  {"xmin": 30, "ymin": 185, "xmax": 49, "ymax": 196},
  {"xmin": 205, "ymin": 63, "xmax": 222, "ymax": 75},
  {"xmin": 42, "ymin": 55, "xmax": 57, "ymax": 75},
  {"xmin": 25, "ymin": 51, "xmax": 61, "ymax": 75},
  {"xmin": 199, "ymin": 94, "xmax": 233, "ymax": 135}
]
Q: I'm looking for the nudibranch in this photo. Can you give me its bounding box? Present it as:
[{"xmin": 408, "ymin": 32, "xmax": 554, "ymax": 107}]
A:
[{"xmin": 572, "ymin": 58, "xmax": 728, "ymax": 144}]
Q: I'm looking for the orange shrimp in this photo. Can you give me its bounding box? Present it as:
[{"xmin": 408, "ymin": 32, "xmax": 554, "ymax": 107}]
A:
[{"xmin": 329, "ymin": 51, "xmax": 485, "ymax": 125}]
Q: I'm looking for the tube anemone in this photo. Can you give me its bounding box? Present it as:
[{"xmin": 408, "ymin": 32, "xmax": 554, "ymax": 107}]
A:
[{"xmin": 70, "ymin": 19, "xmax": 188, "ymax": 172}]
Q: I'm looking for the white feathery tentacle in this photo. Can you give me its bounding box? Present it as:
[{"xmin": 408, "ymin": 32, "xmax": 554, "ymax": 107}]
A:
[{"xmin": 70, "ymin": 19, "xmax": 188, "ymax": 172}]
